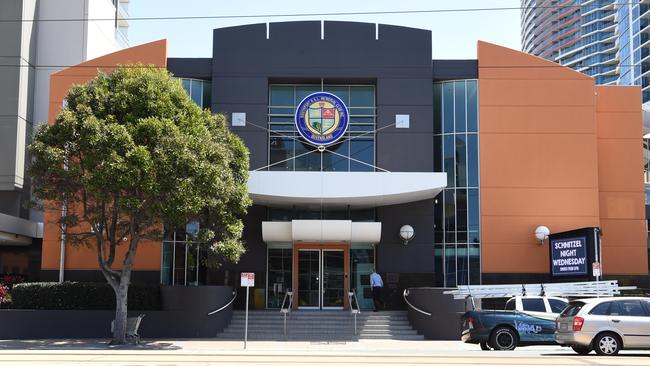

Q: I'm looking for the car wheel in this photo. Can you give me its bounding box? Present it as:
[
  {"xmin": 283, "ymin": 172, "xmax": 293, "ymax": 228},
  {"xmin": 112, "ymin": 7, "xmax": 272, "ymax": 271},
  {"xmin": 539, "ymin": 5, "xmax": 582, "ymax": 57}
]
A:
[
  {"xmin": 593, "ymin": 333, "xmax": 621, "ymax": 356},
  {"xmin": 571, "ymin": 346, "xmax": 591, "ymax": 355},
  {"xmin": 489, "ymin": 327, "xmax": 518, "ymax": 351},
  {"xmin": 480, "ymin": 342, "xmax": 490, "ymax": 351}
]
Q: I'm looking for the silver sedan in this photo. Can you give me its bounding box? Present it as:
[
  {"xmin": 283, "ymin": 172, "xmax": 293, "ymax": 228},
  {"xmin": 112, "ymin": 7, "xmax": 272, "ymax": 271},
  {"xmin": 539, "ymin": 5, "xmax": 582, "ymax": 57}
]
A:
[{"xmin": 555, "ymin": 297, "xmax": 650, "ymax": 355}]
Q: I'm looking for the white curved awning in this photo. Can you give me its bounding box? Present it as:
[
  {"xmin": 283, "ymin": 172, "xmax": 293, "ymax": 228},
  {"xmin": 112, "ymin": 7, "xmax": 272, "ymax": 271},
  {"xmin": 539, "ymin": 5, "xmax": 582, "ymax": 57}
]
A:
[
  {"xmin": 248, "ymin": 171, "xmax": 446, "ymax": 208},
  {"xmin": 262, "ymin": 220, "xmax": 381, "ymax": 243}
]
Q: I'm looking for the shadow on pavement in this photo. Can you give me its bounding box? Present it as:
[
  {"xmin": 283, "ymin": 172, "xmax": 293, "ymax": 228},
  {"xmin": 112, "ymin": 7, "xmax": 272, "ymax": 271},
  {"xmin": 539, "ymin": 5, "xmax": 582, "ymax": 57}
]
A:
[{"xmin": 0, "ymin": 339, "xmax": 181, "ymax": 350}]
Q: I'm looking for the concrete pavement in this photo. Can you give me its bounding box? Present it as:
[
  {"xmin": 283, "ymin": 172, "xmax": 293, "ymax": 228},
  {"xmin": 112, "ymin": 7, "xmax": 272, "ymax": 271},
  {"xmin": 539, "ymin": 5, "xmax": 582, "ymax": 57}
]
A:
[{"xmin": 0, "ymin": 339, "xmax": 649, "ymax": 365}]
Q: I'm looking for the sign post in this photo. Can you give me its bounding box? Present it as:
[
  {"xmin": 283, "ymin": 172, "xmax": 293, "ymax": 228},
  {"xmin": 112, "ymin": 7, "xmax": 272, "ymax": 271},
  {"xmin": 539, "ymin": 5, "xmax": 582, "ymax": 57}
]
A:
[{"xmin": 240, "ymin": 272, "xmax": 255, "ymax": 349}]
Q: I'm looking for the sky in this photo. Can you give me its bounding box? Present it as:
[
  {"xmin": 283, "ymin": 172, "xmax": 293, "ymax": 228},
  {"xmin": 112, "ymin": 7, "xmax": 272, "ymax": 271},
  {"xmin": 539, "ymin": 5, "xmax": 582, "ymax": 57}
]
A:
[{"xmin": 127, "ymin": 0, "xmax": 522, "ymax": 59}]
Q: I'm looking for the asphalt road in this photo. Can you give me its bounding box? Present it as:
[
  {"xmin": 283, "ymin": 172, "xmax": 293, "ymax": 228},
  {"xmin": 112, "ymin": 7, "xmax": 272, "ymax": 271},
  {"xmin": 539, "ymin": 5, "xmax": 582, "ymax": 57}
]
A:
[{"xmin": 0, "ymin": 340, "xmax": 648, "ymax": 366}]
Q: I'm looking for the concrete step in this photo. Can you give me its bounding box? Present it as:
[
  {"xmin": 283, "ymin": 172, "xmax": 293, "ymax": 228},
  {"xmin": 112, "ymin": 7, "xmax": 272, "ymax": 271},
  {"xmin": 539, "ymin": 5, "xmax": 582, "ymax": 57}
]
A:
[
  {"xmin": 228, "ymin": 319, "xmax": 411, "ymax": 325},
  {"xmin": 231, "ymin": 315, "xmax": 409, "ymax": 320},
  {"xmin": 220, "ymin": 310, "xmax": 418, "ymax": 341}
]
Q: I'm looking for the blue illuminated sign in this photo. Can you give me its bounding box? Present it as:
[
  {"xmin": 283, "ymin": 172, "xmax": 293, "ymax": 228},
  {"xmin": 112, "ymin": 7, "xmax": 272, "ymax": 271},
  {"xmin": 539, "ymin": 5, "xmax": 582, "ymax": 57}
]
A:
[{"xmin": 550, "ymin": 236, "xmax": 588, "ymax": 276}]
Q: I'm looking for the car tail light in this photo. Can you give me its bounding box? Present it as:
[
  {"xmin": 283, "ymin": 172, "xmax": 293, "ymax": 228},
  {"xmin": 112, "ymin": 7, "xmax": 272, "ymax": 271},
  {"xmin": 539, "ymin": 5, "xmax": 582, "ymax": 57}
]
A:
[
  {"xmin": 555, "ymin": 318, "xmax": 559, "ymax": 331},
  {"xmin": 573, "ymin": 317, "xmax": 584, "ymax": 331},
  {"xmin": 467, "ymin": 317, "xmax": 474, "ymax": 329}
]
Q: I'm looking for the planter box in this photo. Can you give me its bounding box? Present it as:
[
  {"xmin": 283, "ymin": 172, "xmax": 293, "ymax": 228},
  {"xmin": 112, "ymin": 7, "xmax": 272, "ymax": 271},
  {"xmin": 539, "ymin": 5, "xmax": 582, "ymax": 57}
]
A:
[{"xmin": 0, "ymin": 286, "xmax": 233, "ymax": 339}]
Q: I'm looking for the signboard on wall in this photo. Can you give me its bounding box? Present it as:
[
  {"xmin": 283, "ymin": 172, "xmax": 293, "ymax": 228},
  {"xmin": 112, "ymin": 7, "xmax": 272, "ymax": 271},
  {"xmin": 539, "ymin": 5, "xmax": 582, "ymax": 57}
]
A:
[{"xmin": 550, "ymin": 237, "xmax": 588, "ymax": 276}]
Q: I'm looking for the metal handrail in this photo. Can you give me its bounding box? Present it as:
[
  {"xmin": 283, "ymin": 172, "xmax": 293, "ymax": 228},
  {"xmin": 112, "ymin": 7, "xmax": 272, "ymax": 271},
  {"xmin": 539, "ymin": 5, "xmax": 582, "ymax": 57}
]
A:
[
  {"xmin": 207, "ymin": 290, "xmax": 237, "ymax": 316},
  {"xmin": 403, "ymin": 289, "xmax": 431, "ymax": 317},
  {"xmin": 348, "ymin": 289, "xmax": 361, "ymax": 335},
  {"xmin": 280, "ymin": 290, "xmax": 293, "ymax": 337}
]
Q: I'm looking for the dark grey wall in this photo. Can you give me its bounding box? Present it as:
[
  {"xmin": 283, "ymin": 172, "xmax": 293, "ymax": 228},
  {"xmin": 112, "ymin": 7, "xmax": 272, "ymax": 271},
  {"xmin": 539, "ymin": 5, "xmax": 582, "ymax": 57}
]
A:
[
  {"xmin": 211, "ymin": 21, "xmax": 435, "ymax": 172},
  {"xmin": 0, "ymin": 286, "xmax": 233, "ymax": 339},
  {"xmin": 406, "ymin": 287, "xmax": 466, "ymax": 340},
  {"xmin": 167, "ymin": 58, "xmax": 212, "ymax": 79},
  {"xmin": 432, "ymin": 60, "xmax": 478, "ymax": 81},
  {"xmin": 377, "ymin": 200, "xmax": 435, "ymax": 274}
]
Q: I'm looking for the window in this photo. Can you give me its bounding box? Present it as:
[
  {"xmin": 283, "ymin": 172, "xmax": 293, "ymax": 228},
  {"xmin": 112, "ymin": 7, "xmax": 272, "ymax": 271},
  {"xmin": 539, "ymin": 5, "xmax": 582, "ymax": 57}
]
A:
[
  {"xmin": 268, "ymin": 84, "xmax": 376, "ymax": 171},
  {"xmin": 642, "ymin": 300, "xmax": 650, "ymax": 316},
  {"xmin": 505, "ymin": 299, "xmax": 516, "ymax": 311},
  {"xmin": 267, "ymin": 248, "xmax": 292, "ymax": 308},
  {"xmin": 433, "ymin": 80, "xmax": 480, "ymax": 287},
  {"xmin": 561, "ymin": 301, "xmax": 585, "ymax": 317},
  {"xmin": 161, "ymin": 230, "xmax": 207, "ymax": 286},
  {"xmin": 589, "ymin": 302, "xmax": 612, "ymax": 316},
  {"xmin": 616, "ymin": 300, "xmax": 647, "ymax": 317},
  {"xmin": 522, "ymin": 298, "xmax": 547, "ymax": 312},
  {"xmin": 549, "ymin": 299, "xmax": 568, "ymax": 313},
  {"xmin": 179, "ymin": 78, "xmax": 212, "ymax": 109}
]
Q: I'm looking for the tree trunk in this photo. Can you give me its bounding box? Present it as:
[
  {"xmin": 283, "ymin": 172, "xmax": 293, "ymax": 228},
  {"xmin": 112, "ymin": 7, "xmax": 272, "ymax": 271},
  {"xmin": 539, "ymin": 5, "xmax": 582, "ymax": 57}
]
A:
[{"xmin": 111, "ymin": 282, "xmax": 129, "ymax": 344}]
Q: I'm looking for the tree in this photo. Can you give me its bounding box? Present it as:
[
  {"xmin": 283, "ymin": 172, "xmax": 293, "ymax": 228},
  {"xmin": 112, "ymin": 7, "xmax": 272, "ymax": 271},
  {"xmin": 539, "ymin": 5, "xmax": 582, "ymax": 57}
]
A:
[{"xmin": 29, "ymin": 65, "xmax": 251, "ymax": 344}]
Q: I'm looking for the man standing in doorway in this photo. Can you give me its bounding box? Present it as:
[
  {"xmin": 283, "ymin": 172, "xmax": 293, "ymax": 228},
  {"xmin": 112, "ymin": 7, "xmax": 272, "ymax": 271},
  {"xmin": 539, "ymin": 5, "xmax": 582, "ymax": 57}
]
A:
[{"xmin": 370, "ymin": 268, "xmax": 384, "ymax": 312}]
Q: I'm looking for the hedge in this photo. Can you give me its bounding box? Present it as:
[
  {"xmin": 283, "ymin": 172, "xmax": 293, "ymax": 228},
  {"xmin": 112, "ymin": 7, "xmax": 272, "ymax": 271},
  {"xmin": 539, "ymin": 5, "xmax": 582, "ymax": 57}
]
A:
[{"xmin": 11, "ymin": 282, "xmax": 161, "ymax": 310}]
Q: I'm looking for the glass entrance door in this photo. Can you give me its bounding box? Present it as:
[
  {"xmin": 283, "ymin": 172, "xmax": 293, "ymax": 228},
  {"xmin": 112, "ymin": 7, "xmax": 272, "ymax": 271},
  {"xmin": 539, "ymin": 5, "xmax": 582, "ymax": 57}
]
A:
[
  {"xmin": 294, "ymin": 244, "xmax": 349, "ymax": 309},
  {"xmin": 297, "ymin": 250, "xmax": 320, "ymax": 308},
  {"xmin": 322, "ymin": 250, "xmax": 345, "ymax": 308}
]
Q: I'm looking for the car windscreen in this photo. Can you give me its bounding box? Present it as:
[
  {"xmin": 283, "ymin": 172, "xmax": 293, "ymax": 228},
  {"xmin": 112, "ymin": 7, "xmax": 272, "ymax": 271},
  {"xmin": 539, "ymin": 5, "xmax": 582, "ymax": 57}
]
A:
[{"xmin": 560, "ymin": 301, "xmax": 585, "ymax": 317}]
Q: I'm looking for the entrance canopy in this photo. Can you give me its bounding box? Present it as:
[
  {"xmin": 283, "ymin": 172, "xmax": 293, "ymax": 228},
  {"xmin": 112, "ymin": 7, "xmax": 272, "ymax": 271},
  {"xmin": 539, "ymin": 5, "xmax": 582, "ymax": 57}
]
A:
[
  {"xmin": 263, "ymin": 220, "xmax": 381, "ymax": 243},
  {"xmin": 248, "ymin": 171, "xmax": 447, "ymax": 209}
]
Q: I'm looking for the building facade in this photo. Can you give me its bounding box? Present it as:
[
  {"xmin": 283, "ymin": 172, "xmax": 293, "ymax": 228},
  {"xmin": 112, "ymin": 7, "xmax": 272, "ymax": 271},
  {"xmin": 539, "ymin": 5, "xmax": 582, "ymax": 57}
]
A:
[
  {"xmin": 42, "ymin": 22, "xmax": 648, "ymax": 310},
  {"xmin": 0, "ymin": 0, "xmax": 130, "ymax": 280}
]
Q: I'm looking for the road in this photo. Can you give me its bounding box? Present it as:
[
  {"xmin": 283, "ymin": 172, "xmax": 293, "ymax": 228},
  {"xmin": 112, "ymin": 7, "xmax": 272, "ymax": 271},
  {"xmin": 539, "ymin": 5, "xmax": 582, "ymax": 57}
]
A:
[{"xmin": 0, "ymin": 339, "xmax": 648, "ymax": 365}]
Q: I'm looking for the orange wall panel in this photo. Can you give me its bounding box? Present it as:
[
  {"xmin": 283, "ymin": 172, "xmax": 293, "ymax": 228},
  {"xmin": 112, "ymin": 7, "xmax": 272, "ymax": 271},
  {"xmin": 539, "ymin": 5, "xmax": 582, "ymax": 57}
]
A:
[
  {"xmin": 481, "ymin": 215, "xmax": 600, "ymax": 247},
  {"xmin": 480, "ymin": 106, "xmax": 596, "ymax": 134},
  {"xmin": 481, "ymin": 188, "xmax": 599, "ymax": 217},
  {"xmin": 601, "ymin": 245, "xmax": 648, "ymax": 275},
  {"xmin": 478, "ymin": 41, "xmax": 603, "ymax": 274},
  {"xmin": 479, "ymin": 79, "xmax": 595, "ymax": 107},
  {"xmin": 595, "ymin": 86, "xmax": 647, "ymax": 275},
  {"xmin": 480, "ymin": 133, "xmax": 599, "ymax": 188},
  {"xmin": 42, "ymin": 40, "xmax": 167, "ymax": 273},
  {"xmin": 482, "ymin": 244, "xmax": 551, "ymax": 273},
  {"xmin": 478, "ymin": 42, "xmax": 646, "ymax": 276}
]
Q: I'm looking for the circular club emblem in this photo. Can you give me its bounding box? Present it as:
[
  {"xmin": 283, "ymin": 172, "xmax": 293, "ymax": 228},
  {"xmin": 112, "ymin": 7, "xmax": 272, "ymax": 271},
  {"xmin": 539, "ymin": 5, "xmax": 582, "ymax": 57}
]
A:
[{"xmin": 295, "ymin": 92, "xmax": 349, "ymax": 146}]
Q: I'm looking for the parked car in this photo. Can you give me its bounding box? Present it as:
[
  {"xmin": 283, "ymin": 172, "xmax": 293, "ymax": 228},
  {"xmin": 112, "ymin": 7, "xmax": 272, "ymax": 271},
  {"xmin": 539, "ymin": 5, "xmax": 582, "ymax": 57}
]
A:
[
  {"xmin": 555, "ymin": 297, "xmax": 650, "ymax": 355},
  {"xmin": 461, "ymin": 296, "xmax": 568, "ymax": 350}
]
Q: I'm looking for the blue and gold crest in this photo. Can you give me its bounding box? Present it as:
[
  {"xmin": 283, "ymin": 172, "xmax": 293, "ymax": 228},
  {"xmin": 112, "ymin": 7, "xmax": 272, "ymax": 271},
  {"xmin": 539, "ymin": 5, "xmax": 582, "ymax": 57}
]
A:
[{"xmin": 295, "ymin": 92, "xmax": 349, "ymax": 146}]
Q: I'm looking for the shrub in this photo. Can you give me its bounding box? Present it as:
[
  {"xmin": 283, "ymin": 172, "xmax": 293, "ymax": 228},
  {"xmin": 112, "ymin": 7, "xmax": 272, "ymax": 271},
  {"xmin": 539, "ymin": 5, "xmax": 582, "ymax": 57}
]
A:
[
  {"xmin": 11, "ymin": 282, "xmax": 160, "ymax": 310},
  {"xmin": 0, "ymin": 284, "xmax": 8, "ymax": 304}
]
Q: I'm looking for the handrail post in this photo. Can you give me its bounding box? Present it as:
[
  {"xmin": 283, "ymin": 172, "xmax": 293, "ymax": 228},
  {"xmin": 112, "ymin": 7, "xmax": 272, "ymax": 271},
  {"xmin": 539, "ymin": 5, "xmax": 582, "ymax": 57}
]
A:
[
  {"xmin": 349, "ymin": 290, "xmax": 360, "ymax": 336},
  {"xmin": 280, "ymin": 290, "xmax": 292, "ymax": 339}
]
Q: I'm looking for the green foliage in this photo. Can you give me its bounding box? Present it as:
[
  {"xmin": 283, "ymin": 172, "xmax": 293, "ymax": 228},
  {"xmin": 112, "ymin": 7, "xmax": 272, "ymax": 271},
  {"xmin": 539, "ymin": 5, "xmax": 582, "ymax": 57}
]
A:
[
  {"xmin": 29, "ymin": 64, "xmax": 251, "ymax": 264},
  {"xmin": 11, "ymin": 282, "xmax": 160, "ymax": 310}
]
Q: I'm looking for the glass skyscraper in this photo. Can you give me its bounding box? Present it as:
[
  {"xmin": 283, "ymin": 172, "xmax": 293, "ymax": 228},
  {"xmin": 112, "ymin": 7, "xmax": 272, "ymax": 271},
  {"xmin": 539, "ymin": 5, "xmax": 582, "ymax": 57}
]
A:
[{"xmin": 522, "ymin": 1, "xmax": 650, "ymax": 101}]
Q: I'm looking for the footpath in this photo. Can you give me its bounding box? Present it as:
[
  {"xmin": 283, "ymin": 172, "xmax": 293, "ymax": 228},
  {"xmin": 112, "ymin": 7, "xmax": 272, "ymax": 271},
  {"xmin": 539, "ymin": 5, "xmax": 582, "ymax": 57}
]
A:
[{"xmin": 0, "ymin": 339, "xmax": 649, "ymax": 366}]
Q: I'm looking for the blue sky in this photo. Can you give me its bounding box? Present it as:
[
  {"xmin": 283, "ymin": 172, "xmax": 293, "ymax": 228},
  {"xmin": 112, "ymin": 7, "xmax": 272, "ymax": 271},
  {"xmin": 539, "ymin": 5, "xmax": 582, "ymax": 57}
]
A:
[{"xmin": 128, "ymin": 0, "xmax": 522, "ymax": 59}]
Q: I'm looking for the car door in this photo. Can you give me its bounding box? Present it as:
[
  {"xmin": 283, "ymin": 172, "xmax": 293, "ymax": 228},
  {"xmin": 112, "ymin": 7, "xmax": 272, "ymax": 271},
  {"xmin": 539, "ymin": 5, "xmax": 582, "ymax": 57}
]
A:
[
  {"xmin": 518, "ymin": 298, "xmax": 555, "ymax": 342},
  {"xmin": 608, "ymin": 300, "xmax": 649, "ymax": 348},
  {"xmin": 640, "ymin": 300, "xmax": 650, "ymax": 347}
]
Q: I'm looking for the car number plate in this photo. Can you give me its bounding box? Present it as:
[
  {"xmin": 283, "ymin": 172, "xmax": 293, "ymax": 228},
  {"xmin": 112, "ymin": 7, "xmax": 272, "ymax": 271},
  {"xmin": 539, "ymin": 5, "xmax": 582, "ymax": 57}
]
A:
[{"xmin": 560, "ymin": 324, "xmax": 568, "ymax": 331}]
